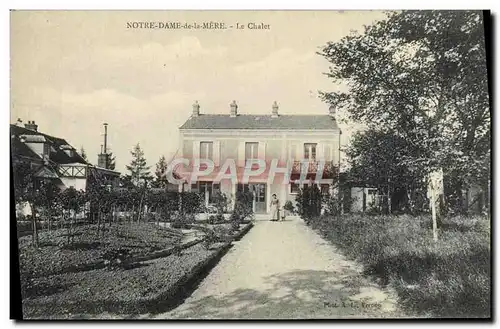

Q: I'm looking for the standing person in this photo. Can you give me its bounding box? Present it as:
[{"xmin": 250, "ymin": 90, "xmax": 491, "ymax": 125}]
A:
[{"xmin": 270, "ymin": 194, "xmax": 280, "ymax": 221}]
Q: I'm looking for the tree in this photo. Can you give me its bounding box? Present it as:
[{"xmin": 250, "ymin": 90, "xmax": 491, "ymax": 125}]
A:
[
  {"xmin": 80, "ymin": 146, "xmax": 88, "ymax": 162},
  {"xmin": 38, "ymin": 179, "xmax": 61, "ymax": 231},
  {"xmin": 295, "ymin": 184, "xmax": 322, "ymax": 223},
  {"xmin": 153, "ymin": 155, "xmax": 168, "ymax": 188},
  {"xmin": 60, "ymin": 187, "xmax": 86, "ymax": 244},
  {"xmin": 319, "ymin": 10, "xmax": 490, "ymax": 213},
  {"xmin": 106, "ymin": 151, "xmax": 116, "ymax": 170},
  {"xmin": 12, "ymin": 160, "xmax": 40, "ymax": 246},
  {"xmin": 345, "ymin": 129, "xmax": 427, "ymax": 214},
  {"xmin": 125, "ymin": 143, "xmax": 152, "ymax": 187}
]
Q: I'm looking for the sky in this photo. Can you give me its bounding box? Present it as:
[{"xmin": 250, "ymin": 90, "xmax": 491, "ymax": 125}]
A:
[{"xmin": 11, "ymin": 10, "xmax": 388, "ymax": 173}]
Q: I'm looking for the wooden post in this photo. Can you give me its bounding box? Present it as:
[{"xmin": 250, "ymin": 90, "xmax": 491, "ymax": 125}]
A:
[
  {"xmin": 387, "ymin": 178, "xmax": 392, "ymax": 214},
  {"xmin": 431, "ymin": 185, "xmax": 438, "ymax": 242}
]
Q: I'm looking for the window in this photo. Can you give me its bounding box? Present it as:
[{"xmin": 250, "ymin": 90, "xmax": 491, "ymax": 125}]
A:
[
  {"xmin": 194, "ymin": 181, "xmax": 220, "ymax": 203},
  {"xmin": 245, "ymin": 142, "xmax": 259, "ymax": 160},
  {"xmin": 199, "ymin": 181, "xmax": 211, "ymax": 196},
  {"xmin": 304, "ymin": 143, "xmax": 317, "ymax": 160},
  {"xmin": 290, "ymin": 182, "xmax": 301, "ymax": 194},
  {"xmin": 43, "ymin": 144, "xmax": 51, "ymax": 158},
  {"xmin": 320, "ymin": 184, "xmax": 330, "ymax": 196},
  {"xmin": 63, "ymin": 149, "xmax": 74, "ymax": 157},
  {"xmin": 200, "ymin": 142, "xmax": 213, "ymax": 160},
  {"xmin": 237, "ymin": 183, "xmax": 251, "ymax": 193}
]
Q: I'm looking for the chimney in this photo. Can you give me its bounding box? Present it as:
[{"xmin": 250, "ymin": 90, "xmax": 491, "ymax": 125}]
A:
[
  {"xmin": 329, "ymin": 105, "xmax": 336, "ymax": 119},
  {"xmin": 271, "ymin": 101, "xmax": 279, "ymax": 118},
  {"xmin": 98, "ymin": 144, "xmax": 108, "ymax": 168},
  {"xmin": 103, "ymin": 123, "xmax": 108, "ymax": 154},
  {"xmin": 192, "ymin": 100, "xmax": 200, "ymax": 117},
  {"xmin": 230, "ymin": 100, "xmax": 238, "ymax": 117},
  {"xmin": 24, "ymin": 120, "xmax": 38, "ymax": 131},
  {"xmin": 98, "ymin": 153, "xmax": 108, "ymax": 168}
]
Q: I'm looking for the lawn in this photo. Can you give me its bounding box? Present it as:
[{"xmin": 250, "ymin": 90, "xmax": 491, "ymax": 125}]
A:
[{"xmin": 309, "ymin": 214, "xmax": 491, "ymax": 318}]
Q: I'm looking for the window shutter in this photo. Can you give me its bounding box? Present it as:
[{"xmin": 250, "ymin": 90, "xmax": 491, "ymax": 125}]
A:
[
  {"xmin": 213, "ymin": 141, "xmax": 221, "ymax": 167},
  {"xmin": 238, "ymin": 141, "xmax": 246, "ymax": 167},
  {"xmin": 280, "ymin": 140, "xmax": 287, "ymax": 161},
  {"xmin": 289, "ymin": 143, "xmax": 297, "ymax": 161},
  {"xmin": 193, "ymin": 141, "xmax": 200, "ymax": 161},
  {"xmin": 317, "ymin": 142, "xmax": 324, "ymax": 160},
  {"xmin": 258, "ymin": 141, "xmax": 266, "ymax": 161}
]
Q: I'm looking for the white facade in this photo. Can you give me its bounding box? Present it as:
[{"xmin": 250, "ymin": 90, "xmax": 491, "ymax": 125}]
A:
[{"xmin": 178, "ymin": 128, "xmax": 341, "ymax": 214}]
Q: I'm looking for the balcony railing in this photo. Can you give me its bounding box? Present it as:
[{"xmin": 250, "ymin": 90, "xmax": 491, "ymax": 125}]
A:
[{"xmin": 291, "ymin": 160, "xmax": 337, "ymax": 178}]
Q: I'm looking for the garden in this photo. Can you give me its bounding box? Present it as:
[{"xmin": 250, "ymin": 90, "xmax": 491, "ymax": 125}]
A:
[{"xmin": 14, "ymin": 160, "xmax": 255, "ymax": 318}]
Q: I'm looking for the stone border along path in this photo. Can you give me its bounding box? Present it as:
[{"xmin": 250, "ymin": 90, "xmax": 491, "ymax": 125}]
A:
[{"xmin": 145, "ymin": 216, "xmax": 404, "ymax": 319}]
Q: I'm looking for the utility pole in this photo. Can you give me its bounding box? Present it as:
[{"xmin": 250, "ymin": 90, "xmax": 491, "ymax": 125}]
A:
[{"xmin": 338, "ymin": 130, "xmax": 342, "ymax": 214}]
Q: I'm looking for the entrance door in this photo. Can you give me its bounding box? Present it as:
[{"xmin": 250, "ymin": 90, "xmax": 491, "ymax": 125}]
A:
[
  {"xmin": 252, "ymin": 183, "xmax": 267, "ymax": 213},
  {"xmin": 238, "ymin": 183, "xmax": 267, "ymax": 214}
]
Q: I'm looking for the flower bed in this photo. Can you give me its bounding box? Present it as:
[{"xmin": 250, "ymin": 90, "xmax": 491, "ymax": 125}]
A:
[
  {"xmin": 22, "ymin": 242, "xmax": 231, "ymax": 319},
  {"xmin": 19, "ymin": 217, "xmax": 255, "ymax": 319},
  {"xmin": 18, "ymin": 223, "xmax": 184, "ymax": 281}
]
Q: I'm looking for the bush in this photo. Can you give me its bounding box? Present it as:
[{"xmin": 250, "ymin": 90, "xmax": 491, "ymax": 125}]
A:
[
  {"xmin": 234, "ymin": 190, "xmax": 254, "ymax": 221},
  {"xmin": 180, "ymin": 192, "xmax": 203, "ymax": 214},
  {"xmin": 102, "ymin": 248, "xmax": 132, "ymax": 269},
  {"xmin": 310, "ymin": 214, "xmax": 491, "ymax": 318},
  {"xmin": 171, "ymin": 212, "xmax": 195, "ymax": 229},
  {"xmin": 211, "ymin": 191, "xmax": 229, "ymax": 214},
  {"xmin": 295, "ymin": 185, "xmax": 322, "ymax": 223},
  {"xmin": 207, "ymin": 213, "xmax": 225, "ymax": 225},
  {"xmin": 283, "ymin": 200, "xmax": 295, "ymax": 215},
  {"xmin": 229, "ymin": 211, "xmax": 241, "ymax": 232}
]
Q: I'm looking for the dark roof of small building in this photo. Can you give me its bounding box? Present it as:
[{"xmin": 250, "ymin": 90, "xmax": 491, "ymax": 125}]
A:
[
  {"xmin": 179, "ymin": 114, "xmax": 340, "ymax": 130},
  {"xmin": 10, "ymin": 124, "xmax": 88, "ymax": 165}
]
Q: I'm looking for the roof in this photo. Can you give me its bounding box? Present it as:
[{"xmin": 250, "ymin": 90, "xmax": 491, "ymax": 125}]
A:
[
  {"xmin": 10, "ymin": 124, "xmax": 89, "ymax": 165},
  {"xmin": 20, "ymin": 135, "xmax": 46, "ymax": 143},
  {"xmin": 179, "ymin": 114, "xmax": 340, "ymax": 130}
]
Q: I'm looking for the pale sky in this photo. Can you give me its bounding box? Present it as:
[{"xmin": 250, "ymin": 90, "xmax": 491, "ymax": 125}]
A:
[{"xmin": 11, "ymin": 10, "xmax": 387, "ymax": 173}]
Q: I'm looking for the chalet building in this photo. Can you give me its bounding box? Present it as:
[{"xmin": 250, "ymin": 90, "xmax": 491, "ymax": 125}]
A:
[
  {"xmin": 174, "ymin": 101, "xmax": 341, "ymax": 214},
  {"xmin": 10, "ymin": 121, "xmax": 120, "ymax": 192}
]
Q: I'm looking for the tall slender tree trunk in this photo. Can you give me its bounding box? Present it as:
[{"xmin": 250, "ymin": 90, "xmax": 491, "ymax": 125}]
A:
[
  {"xmin": 431, "ymin": 187, "xmax": 438, "ymax": 242},
  {"xmin": 29, "ymin": 202, "xmax": 39, "ymax": 247},
  {"xmin": 66, "ymin": 211, "xmax": 71, "ymax": 244},
  {"xmin": 138, "ymin": 192, "xmax": 145, "ymax": 222},
  {"xmin": 387, "ymin": 187, "xmax": 392, "ymax": 215},
  {"xmin": 156, "ymin": 205, "xmax": 160, "ymax": 228},
  {"xmin": 48, "ymin": 207, "xmax": 51, "ymax": 232},
  {"xmin": 96, "ymin": 205, "xmax": 101, "ymax": 236},
  {"xmin": 71, "ymin": 211, "xmax": 76, "ymax": 243}
]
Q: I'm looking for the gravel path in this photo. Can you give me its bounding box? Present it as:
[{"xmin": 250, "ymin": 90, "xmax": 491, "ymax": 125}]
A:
[{"xmin": 151, "ymin": 217, "xmax": 402, "ymax": 319}]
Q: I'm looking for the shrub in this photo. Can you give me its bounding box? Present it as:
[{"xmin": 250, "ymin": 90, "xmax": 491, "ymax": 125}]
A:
[
  {"xmin": 229, "ymin": 211, "xmax": 241, "ymax": 232},
  {"xmin": 283, "ymin": 200, "xmax": 295, "ymax": 215},
  {"xmin": 180, "ymin": 192, "xmax": 203, "ymax": 214},
  {"xmin": 295, "ymin": 185, "xmax": 322, "ymax": 223},
  {"xmin": 102, "ymin": 248, "xmax": 132, "ymax": 269},
  {"xmin": 170, "ymin": 212, "xmax": 195, "ymax": 229},
  {"xmin": 207, "ymin": 213, "xmax": 225, "ymax": 225},
  {"xmin": 234, "ymin": 190, "xmax": 254, "ymax": 221},
  {"xmin": 202, "ymin": 225, "xmax": 232, "ymax": 249},
  {"xmin": 211, "ymin": 191, "xmax": 229, "ymax": 214}
]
